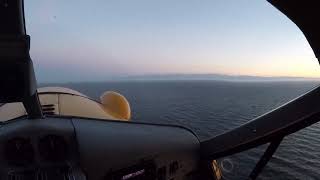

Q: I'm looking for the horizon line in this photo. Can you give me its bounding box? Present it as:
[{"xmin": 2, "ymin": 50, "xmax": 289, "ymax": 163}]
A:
[{"xmin": 38, "ymin": 73, "xmax": 320, "ymax": 84}]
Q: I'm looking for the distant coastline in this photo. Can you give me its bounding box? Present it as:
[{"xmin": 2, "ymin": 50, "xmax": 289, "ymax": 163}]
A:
[
  {"xmin": 118, "ymin": 74, "xmax": 320, "ymax": 82},
  {"xmin": 39, "ymin": 74, "xmax": 320, "ymax": 84}
]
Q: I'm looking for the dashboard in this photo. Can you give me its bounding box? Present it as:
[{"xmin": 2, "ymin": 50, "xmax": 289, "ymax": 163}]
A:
[
  {"xmin": 0, "ymin": 117, "xmax": 201, "ymax": 180},
  {"xmin": 0, "ymin": 118, "xmax": 81, "ymax": 179}
]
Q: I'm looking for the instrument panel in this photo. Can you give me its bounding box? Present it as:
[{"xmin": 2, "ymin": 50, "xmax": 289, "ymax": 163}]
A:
[
  {"xmin": 0, "ymin": 117, "xmax": 201, "ymax": 180},
  {"xmin": 0, "ymin": 118, "xmax": 81, "ymax": 179},
  {"xmin": 4, "ymin": 135, "xmax": 69, "ymax": 166}
]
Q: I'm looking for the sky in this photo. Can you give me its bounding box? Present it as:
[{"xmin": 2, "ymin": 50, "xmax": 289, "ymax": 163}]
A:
[{"xmin": 24, "ymin": 0, "xmax": 319, "ymax": 82}]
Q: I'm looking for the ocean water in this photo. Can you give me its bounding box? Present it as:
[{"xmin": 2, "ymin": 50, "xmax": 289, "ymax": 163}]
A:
[{"xmin": 44, "ymin": 80, "xmax": 320, "ymax": 179}]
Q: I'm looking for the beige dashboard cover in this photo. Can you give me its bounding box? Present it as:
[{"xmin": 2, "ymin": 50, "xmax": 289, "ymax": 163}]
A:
[{"xmin": 0, "ymin": 87, "xmax": 131, "ymax": 122}]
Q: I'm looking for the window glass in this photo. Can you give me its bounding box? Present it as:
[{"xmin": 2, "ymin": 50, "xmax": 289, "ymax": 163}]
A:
[{"xmin": 24, "ymin": 1, "xmax": 319, "ymax": 178}]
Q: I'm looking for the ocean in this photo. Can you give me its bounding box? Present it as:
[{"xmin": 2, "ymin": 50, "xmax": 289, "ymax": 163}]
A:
[{"xmin": 43, "ymin": 80, "xmax": 320, "ymax": 179}]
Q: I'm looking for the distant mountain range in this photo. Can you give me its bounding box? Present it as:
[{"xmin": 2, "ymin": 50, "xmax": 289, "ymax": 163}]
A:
[
  {"xmin": 113, "ymin": 74, "xmax": 320, "ymax": 82},
  {"xmin": 39, "ymin": 74, "xmax": 320, "ymax": 83}
]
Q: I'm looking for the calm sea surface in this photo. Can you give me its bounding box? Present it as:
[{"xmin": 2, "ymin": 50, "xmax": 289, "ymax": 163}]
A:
[{"xmin": 43, "ymin": 80, "xmax": 320, "ymax": 179}]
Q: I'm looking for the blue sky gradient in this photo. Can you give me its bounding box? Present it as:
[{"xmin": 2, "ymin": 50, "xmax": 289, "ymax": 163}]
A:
[{"xmin": 24, "ymin": 0, "xmax": 318, "ymax": 82}]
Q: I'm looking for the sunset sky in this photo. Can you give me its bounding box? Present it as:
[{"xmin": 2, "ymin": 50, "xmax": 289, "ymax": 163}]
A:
[{"xmin": 24, "ymin": 0, "xmax": 319, "ymax": 82}]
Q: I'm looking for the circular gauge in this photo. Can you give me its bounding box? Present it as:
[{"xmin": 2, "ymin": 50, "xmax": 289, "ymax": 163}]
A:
[
  {"xmin": 4, "ymin": 137, "xmax": 34, "ymax": 166},
  {"xmin": 38, "ymin": 135, "xmax": 68, "ymax": 162}
]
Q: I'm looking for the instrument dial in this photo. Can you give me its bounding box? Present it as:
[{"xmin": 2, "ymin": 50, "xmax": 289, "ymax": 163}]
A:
[
  {"xmin": 38, "ymin": 135, "xmax": 68, "ymax": 162},
  {"xmin": 5, "ymin": 137, "xmax": 34, "ymax": 166}
]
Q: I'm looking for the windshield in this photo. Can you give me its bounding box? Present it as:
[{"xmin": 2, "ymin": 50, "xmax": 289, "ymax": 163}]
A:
[{"xmin": 23, "ymin": 1, "xmax": 320, "ymax": 179}]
